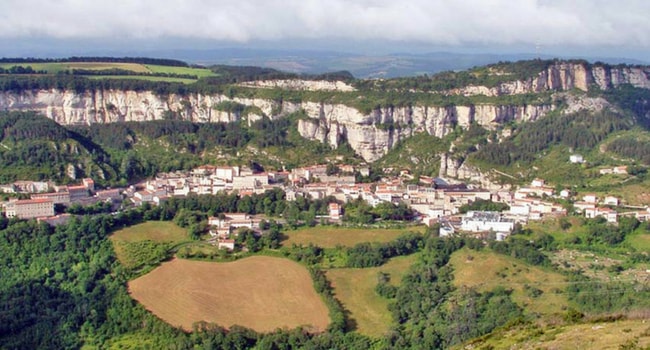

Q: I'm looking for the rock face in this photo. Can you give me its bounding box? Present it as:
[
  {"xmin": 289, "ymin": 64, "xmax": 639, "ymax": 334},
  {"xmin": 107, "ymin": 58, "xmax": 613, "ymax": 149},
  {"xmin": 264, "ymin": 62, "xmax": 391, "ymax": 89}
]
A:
[
  {"xmin": 439, "ymin": 154, "xmax": 512, "ymax": 190},
  {"xmin": 448, "ymin": 62, "xmax": 650, "ymax": 97},
  {"xmin": 296, "ymin": 102, "xmax": 555, "ymax": 161},
  {"xmin": 238, "ymin": 79, "xmax": 356, "ymax": 92},
  {"xmin": 0, "ymin": 61, "xmax": 647, "ymax": 162}
]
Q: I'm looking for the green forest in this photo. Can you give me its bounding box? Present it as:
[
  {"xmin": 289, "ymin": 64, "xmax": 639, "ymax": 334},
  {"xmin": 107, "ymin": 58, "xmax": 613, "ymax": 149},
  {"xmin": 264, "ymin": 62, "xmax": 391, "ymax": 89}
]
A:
[{"xmin": 2, "ymin": 191, "xmax": 648, "ymax": 348}]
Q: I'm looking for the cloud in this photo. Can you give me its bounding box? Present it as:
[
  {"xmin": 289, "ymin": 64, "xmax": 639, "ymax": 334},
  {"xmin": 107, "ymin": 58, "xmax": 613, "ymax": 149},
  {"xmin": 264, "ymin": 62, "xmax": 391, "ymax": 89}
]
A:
[{"xmin": 1, "ymin": 0, "xmax": 649, "ymax": 48}]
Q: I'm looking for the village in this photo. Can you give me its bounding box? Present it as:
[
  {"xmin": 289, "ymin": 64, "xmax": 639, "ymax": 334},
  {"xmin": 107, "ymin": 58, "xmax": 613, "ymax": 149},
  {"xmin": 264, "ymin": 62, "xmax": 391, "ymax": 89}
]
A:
[{"xmin": 1, "ymin": 161, "xmax": 649, "ymax": 250}]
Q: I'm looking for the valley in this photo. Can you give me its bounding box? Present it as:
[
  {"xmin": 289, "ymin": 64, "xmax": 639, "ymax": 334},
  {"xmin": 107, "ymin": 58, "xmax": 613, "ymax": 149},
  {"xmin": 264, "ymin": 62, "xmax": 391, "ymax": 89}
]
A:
[{"xmin": 0, "ymin": 57, "xmax": 649, "ymax": 349}]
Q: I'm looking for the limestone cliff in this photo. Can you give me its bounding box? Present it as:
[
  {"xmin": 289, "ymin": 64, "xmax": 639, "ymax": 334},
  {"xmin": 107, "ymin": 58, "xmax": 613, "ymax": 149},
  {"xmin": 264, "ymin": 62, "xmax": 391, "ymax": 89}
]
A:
[
  {"xmin": 0, "ymin": 88, "xmax": 555, "ymax": 161},
  {"xmin": 0, "ymin": 61, "xmax": 647, "ymax": 163},
  {"xmin": 448, "ymin": 62, "xmax": 650, "ymax": 96},
  {"xmin": 296, "ymin": 102, "xmax": 554, "ymax": 161}
]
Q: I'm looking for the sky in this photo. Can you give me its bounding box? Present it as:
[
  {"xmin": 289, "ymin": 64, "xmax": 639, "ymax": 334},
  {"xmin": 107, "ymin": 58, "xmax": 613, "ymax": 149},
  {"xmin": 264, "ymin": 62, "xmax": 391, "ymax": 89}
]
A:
[{"xmin": 1, "ymin": 0, "xmax": 649, "ymax": 60}]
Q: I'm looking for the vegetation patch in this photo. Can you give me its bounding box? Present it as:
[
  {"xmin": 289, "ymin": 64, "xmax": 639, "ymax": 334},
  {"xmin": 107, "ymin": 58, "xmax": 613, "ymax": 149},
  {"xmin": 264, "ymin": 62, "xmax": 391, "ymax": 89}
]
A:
[
  {"xmin": 109, "ymin": 221, "xmax": 190, "ymax": 271},
  {"xmin": 460, "ymin": 319, "xmax": 650, "ymax": 350},
  {"xmin": 324, "ymin": 254, "xmax": 419, "ymax": 338},
  {"xmin": 128, "ymin": 256, "xmax": 330, "ymax": 332},
  {"xmin": 282, "ymin": 225, "xmax": 424, "ymax": 248},
  {"xmin": 450, "ymin": 247, "xmax": 569, "ymax": 317}
]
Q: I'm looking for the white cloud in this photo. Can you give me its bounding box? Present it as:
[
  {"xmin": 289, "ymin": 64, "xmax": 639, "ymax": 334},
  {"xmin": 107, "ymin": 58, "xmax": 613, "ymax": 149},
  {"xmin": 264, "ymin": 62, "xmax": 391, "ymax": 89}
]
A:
[{"xmin": 0, "ymin": 0, "xmax": 649, "ymax": 48}]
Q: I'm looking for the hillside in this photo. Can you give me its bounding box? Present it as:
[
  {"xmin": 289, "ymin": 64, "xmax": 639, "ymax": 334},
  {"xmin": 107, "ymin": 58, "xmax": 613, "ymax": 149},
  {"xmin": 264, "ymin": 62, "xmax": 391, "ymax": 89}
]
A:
[
  {"xmin": 0, "ymin": 111, "xmax": 117, "ymax": 183},
  {"xmin": 1, "ymin": 59, "xmax": 650, "ymax": 191}
]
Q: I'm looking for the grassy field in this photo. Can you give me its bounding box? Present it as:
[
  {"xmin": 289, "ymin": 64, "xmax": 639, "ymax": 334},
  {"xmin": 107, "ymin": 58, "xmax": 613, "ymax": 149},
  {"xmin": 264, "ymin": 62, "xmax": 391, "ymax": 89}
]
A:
[
  {"xmin": 145, "ymin": 64, "xmax": 215, "ymax": 78},
  {"xmin": 110, "ymin": 221, "xmax": 188, "ymax": 243},
  {"xmin": 460, "ymin": 319, "xmax": 650, "ymax": 350},
  {"xmin": 109, "ymin": 221, "xmax": 190, "ymax": 270},
  {"xmin": 282, "ymin": 225, "xmax": 425, "ymax": 248},
  {"xmin": 450, "ymin": 248, "xmax": 569, "ymax": 318},
  {"xmin": 626, "ymin": 231, "xmax": 650, "ymax": 251},
  {"xmin": 0, "ymin": 61, "xmax": 217, "ymax": 83},
  {"xmin": 128, "ymin": 256, "xmax": 330, "ymax": 332},
  {"xmin": 325, "ymin": 254, "xmax": 419, "ymax": 337},
  {"xmin": 0, "ymin": 61, "xmax": 150, "ymax": 73}
]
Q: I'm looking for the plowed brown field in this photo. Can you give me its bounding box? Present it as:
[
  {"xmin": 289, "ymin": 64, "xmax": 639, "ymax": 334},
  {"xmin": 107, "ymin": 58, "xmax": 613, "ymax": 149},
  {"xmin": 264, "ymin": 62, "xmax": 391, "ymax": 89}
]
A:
[{"xmin": 128, "ymin": 256, "xmax": 330, "ymax": 332}]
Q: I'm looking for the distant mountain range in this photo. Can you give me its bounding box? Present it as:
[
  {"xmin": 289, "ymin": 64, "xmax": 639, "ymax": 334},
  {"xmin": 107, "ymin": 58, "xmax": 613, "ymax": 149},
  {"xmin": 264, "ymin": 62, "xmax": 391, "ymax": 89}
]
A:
[{"xmin": 165, "ymin": 48, "xmax": 649, "ymax": 78}]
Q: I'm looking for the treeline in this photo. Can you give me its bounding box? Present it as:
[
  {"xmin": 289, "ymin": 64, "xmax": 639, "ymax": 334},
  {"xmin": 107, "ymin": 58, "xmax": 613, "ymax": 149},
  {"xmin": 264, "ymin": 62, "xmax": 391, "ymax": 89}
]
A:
[
  {"xmin": 0, "ymin": 56, "xmax": 190, "ymax": 67},
  {"xmin": 69, "ymin": 68, "xmax": 198, "ymax": 80},
  {"xmin": 459, "ymin": 199, "xmax": 510, "ymax": 214},
  {"xmin": 0, "ymin": 65, "xmax": 46, "ymax": 74},
  {"xmin": 607, "ymin": 136, "xmax": 650, "ymax": 164},
  {"xmin": 346, "ymin": 232, "xmax": 423, "ymax": 267},
  {"xmin": 0, "ymin": 75, "xmax": 190, "ymax": 94},
  {"xmin": 472, "ymin": 109, "xmax": 632, "ymax": 166},
  {"xmin": 343, "ymin": 199, "xmax": 414, "ymax": 224},
  {"xmin": 0, "ymin": 111, "xmax": 72, "ymax": 142}
]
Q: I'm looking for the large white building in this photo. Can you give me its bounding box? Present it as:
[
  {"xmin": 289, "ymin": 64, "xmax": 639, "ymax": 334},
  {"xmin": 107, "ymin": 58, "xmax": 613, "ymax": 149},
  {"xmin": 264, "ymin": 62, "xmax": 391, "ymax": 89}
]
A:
[
  {"xmin": 461, "ymin": 211, "xmax": 515, "ymax": 240},
  {"xmin": 4, "ymin": 198, "xmax": 55, "ymax": 219}
]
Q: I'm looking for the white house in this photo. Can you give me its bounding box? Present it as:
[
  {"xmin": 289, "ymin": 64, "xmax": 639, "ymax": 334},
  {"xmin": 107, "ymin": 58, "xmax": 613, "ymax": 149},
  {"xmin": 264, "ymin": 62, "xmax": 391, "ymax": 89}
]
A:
[
  {"xmin": 603, "ymin": 196, "xmax": 620, "ymax": 206},
  {"xmin": 570, "ymin": 154, "xmax": 584, "ymax": 164}
]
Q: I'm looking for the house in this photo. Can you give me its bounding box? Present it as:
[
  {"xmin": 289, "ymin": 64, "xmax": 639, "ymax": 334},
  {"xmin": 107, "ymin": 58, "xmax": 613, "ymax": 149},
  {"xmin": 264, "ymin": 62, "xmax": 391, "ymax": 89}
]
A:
[
  {"xmin": 601, "ymin": 166, "xmax": 629, "ymax": 175},
  {"xmin": 574, "ymin": 201, "xmax": 596, "ymax": 213},
  {"xmin": 4, "ymin": 198, "xmax": 54, "ymax": 219},
  {"xmin": 531, "ymin": 178, "xmax": 545, "ymax": 187},
  {"xmin": 560, "ymin": 189, "xmax": 571, "ymax": 198},
  {"xmin": 209, "ymin": 213, "xmax": 259, "ymax": 231},
  {"xmin": 217, "ymin": 239, "xmax": 235, "ymax": 250},
  {"xmin": 613, "ymin": 166, "xmax": 628, "ymax": 175},
  {"xmin": 329, "ymin": 203, "xmax": 342, "ymax": 220},
  {"xmin": 603, "ymin": 196, "xmax": 620, "ymax": 206},
  {"xmin": 585, "ymin": 207, "xmax": 618, "ymax": 223},
  {"xmin": 583, "ymin": 194, "xmax": 598, "ymax": 204},
  {"xmin": 95, "ymin": 189, "xmax": 122, "ymax": 202},
  {"xmin": 570, "ymin": 154, "xmax": 584, "ymax": 164}
]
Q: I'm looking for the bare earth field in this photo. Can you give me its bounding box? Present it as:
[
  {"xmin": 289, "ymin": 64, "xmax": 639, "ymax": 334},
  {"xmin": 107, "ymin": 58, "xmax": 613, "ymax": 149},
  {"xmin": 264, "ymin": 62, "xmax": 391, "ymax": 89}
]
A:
[
  {"xmin": 282, "ymin": 226, "xmax": 424, "ymax": 248},
  {"xmin": 128, "ymin": 256, "xmax": 330, "ymax": 332},
  {"xmin": 325, "ymin": 254, "xmax": 419, "ymax": 337}
]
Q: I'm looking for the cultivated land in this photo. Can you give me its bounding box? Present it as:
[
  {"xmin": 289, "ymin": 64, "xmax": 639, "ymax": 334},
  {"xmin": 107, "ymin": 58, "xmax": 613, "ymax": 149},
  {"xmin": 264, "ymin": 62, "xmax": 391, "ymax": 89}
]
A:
[
  {"xmin": 109, "ymin": 221, "xmax": 190, "ymax": 269},
  {"xmin": 0, "ymin": 61, "xmax": 217, "ymax": 83},
  {"xmin": 325, "ymin": 254, "xmax": 419, "ymax": 337},
  {"xmin": 282, "ymin": 226, "xmax": 425, "ymax": 248},
  {"xmin": 110, "ymin": 221, "xmax": 189, "ymax": 243},
  {"xmin": 128, "ymin": 256, "xmax": 330, "ymax": 332},
  {"xmin": 449, "ymin": 248, "xmax": 569, "ymax": 317},
  {"xmin": 460, "ymin": 319, "xmax": 650, "ymax": 350}
]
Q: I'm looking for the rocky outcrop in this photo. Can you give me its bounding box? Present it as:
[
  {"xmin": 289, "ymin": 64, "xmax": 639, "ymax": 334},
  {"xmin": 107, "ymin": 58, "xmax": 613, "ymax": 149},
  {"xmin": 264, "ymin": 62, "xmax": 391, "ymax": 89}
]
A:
[
  {"xmin": 439, "ymin": 154, "xmax": 512, "ymax": 191},
  {"xmin": 448, "ymin": 62, "xmax": 650, "ymax": 97},
  {"xmin": 296, "ymin": 102, "xmax": 554, "ymax": 161},
  {"xmin": 239, "ymin": 79, "xmax": 356, "ymax": 92}
]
